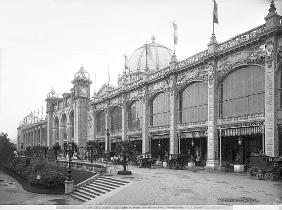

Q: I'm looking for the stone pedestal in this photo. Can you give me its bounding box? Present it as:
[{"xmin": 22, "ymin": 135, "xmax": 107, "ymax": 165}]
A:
[
  {"xmin": 205, "ymin": 160, "xmax": 219, "ymax": 170},
  {"xmin": 162, "ymin": 161, "xmax": 167, "ymax": 168},
  {"xmin": 188, "ymin": 162, "xmax": 195, "ymax": 168},
  {"xmin": 65, "ymin": 180, "xmax": 74, "ymax": 194},
  {"xmin": 234, "ymin": 164, "xmax": 244, "ymax": 173}
]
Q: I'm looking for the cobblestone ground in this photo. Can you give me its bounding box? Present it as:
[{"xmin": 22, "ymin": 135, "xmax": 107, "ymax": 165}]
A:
[
  {"xmin": 1, "ymin": 165, "xmax": 282, "ymax": 206},
  {"xmin": 89, "ymin": 165, "xmax": 282, "ymax": 206},
  {"xmin": 0, "ymin": 170, "xmax": 82, "ymax": 205}
]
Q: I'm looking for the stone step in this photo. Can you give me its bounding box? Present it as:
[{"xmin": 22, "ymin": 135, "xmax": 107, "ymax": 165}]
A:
[
  {"xmin": 88, "ymin": 182, "xmax": 114, "ymax": 191},
  {"xmin": 80, "ymin": 186, "xmax": 105, "ymax": 195},
  {"xmin": 70, "ymin": 193, "xmax": 89, "ymax": 202},
  {"xmin": 102, "ymin": 177, "xmax": 130, "ymax": 184},
  {"xmin": 90, "ymin": 181, "xmax": 117, "ymax": 189},
  {"xmin": 82, "ymin": 185, "xmax": 108, "ymax": 194},
  {"xmin": 99, "ymin": 177, "xmax": 129, "ymax": 185},
  {"xmin": 94, "ymin": 179, "xmax": 121, "ymax": 188},
  {"xmin": 77, "ymin": 188, "xmax": 100, "ymax": 197},
  {"xmin": 72, "ymin": 190, "xmax": 93, "ymax": 200}
]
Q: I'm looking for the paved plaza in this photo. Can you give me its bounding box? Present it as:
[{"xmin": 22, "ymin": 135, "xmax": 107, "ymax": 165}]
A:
[{"xmin": 0, "ymin": 165, "xmax": 281, "ymax": 206}]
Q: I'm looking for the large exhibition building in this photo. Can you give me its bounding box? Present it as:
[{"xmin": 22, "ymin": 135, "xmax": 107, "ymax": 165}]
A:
[{"xmin": 17, "ymin": 2, "xmax": 282, "ymax": 169}]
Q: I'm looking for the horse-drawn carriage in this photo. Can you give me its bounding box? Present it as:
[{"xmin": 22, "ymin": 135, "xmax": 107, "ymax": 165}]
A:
[
  {"xmin": 138, "ymin": 154, "xmax": 156, "ymax": 168},
  {"xmin": 247, "ymin": 153, "xmax": 282, "ymax": 180},
  {"xmin": 168, "ymin": 154, "xmax": 189, "ymax": 169}
]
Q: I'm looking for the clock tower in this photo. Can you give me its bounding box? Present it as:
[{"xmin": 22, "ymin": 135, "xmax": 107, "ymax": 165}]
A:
[{"xmin": 71, "ymin": 65, "xmax": 92, "ymax": 146}]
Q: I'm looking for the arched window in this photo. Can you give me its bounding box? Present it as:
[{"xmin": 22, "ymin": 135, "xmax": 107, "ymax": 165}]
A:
[
  {"xmin": 96, "ymin": 111, "xmax": 105, "ymax": 135},
  {"xmin": 179, "ymin": 82, "xmax": 208, "ymax": 123},
  {"xmin": 150, "ymin": 92, "xmax": 170, "ymax": 127},
  {"xmin": 219, "ymin": 65, "xmax": 265, "ymax": 118},
  {"xmin": 60, "ymin": 114, "xmax": 67, "ymax": 140},
  {"xmin": 111, "ymin": 107, "xmax": 122, "ymax": 133},
  {"xmin": 128, "ymin": 100, "xmax": 143, "ymax": 130},
  {"xmin": 54, "ymin": 117, "xmax": 59, "ymax": 141}
]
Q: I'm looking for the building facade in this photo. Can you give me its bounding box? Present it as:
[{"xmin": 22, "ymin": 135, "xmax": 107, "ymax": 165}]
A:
[{"xmin": 18, "ymin": 2, "xmax": 282, "ymax": 169}]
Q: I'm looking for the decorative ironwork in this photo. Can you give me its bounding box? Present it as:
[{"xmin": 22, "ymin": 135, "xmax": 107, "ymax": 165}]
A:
[
  {"xmin": 219, "ymin": 113, "xmax": 264, "ymax": 124},
  {"xmin": 217, "ymin": 44, "xmax": 266, "ymax": 80},
  {"xmin": 176, "ymin": 65, "xmax": 209, "ymax": 89}
]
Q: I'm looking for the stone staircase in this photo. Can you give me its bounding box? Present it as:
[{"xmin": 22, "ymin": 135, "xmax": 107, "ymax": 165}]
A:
[{"xmin": 70, "ymin": 176, "xmax": 130, "ymax": 202}]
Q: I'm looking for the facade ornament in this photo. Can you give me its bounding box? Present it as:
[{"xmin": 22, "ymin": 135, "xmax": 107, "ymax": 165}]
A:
[
  {"xmin": 265, "ymin": 39, "xmax": 274, "ymax": 68},
  {"xmin": 206, "ymin": 64, "xmax": 214, "ymax": 85}
]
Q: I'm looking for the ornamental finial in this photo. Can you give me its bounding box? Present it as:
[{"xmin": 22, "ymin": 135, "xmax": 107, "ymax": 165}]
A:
[
  {"xmin": 269, "ymin": 0, "xmax": 276, "ymax": 13},
  {"xmin": 151, "ymin": 35, "xmax": 156, "ymax": 43}
]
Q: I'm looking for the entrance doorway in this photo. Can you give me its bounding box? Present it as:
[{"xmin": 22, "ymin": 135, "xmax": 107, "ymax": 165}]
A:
[{"xmin": 151, "ymin": 138, "xmax": 169, "ymax": 160}]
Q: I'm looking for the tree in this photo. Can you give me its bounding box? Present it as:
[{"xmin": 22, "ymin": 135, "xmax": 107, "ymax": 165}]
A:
[
  {"xmin": 52, "ymin": 142, "xmax": 61, "ymax": 160},
  {"xmin": 115, "ymin": 141, "xmax": 137, "ymax": 174},
  {"xmin": 86, "ymin": 141, "xmax": 101, "ymax": 163},
  {"xmin": 0, "ymin": 133, "xmax": 16, "ymax": 165}
]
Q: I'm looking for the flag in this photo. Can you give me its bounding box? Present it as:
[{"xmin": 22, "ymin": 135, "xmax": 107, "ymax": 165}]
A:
[
  {"xmin": 173, "ymin": 22, "xmax": 178, "ymax": 45},
  {"xmin": 213, "ymin": 0, "xmax": 219, "ymax": 24}
]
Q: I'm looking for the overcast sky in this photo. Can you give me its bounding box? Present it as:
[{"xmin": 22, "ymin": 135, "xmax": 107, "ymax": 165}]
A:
[{"xmin": 0, "ymin": 0, "xmax": 281, "ymax": 141}]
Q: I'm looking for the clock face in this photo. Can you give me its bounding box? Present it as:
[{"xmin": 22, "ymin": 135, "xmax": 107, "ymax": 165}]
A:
[{"xmin": 80, "ymin": 87, "xmax": 88, "ymax": 97}]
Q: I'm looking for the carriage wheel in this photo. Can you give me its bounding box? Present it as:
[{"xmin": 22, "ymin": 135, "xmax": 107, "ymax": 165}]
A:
[
  {"xmin": 169, "ymin": 161, "xmax": 176, "ymax": 169},
  {"xmin": 256, "ymin": 170, "xmax": 264, "ymax": 180},
  {"xmin": 249, "ymin": 166, "xmax": 260, "ymax": 176}
]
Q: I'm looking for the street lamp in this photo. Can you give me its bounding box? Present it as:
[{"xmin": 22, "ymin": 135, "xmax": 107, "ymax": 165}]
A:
[
  {"xmin": 106, "ymin": 128, "xmax": 111, "ymax": 152},
  {"xmin": 66, "ymin": 142, "xmax": 74, "ymax": 181}
]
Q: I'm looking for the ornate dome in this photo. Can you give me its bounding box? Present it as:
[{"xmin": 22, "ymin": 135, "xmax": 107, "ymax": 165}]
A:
[
  {"xmin": 74, "ymin": 65, "xmax": 90, "ymax": 81},
  {"xmin": 47, "ymin": 88, "xmax": 58, "ymax": 99},
  {"xmin": 127, "ymin": 36, "xmax": 172, "ymax": 72}
]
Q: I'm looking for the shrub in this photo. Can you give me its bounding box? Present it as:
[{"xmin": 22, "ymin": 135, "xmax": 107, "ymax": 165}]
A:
[
  {"xmin": 38, "ymin": 168, "xmax": 66, "ymax": 188},
  {"xmin": 33, "ymin": 161, "xmax": 46, "ymax": 173}
]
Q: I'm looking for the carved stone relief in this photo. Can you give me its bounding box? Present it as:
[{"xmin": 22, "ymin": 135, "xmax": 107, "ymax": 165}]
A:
[{"xmin": 265, "ymin": 39, "xmax": 274, "ymax": 68}]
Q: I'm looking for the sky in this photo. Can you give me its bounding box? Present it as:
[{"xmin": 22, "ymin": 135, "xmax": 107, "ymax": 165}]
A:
[{"xmin": 0, "ymin": 0, "xmax": 281, "ymax": 141}]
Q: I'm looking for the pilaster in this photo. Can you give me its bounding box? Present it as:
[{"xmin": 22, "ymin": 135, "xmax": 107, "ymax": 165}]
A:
[
  {"xmin": 142, "ymin": 87, "xmax": 150, "ymax": 154},
  {"xmin": 264, "ymin": 2, "xmax": 280, "ymax": 157},
  {"xmin": 121, "ymin": 95, "xmax": 127, "ymax": 142},
  {"xmin": 105, "ymin": 108, "xmax": 109, "ymax": 152},
  {"xmin": 206, "ymin": 62, "xmax": 219, "ymax": 170},
  {"xmin": 169, "ymin": 74, "xmax": 178, "ymax": 155},
  {"xmin": 264, "ymin": 36, "xmax": 279, "ymax": 157}
]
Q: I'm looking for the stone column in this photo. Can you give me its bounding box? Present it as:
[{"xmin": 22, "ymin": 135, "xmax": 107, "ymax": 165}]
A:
[
  {"xmin": 121, "ymin": 95, "xmax": 127, "ymax": 142},
  {"xmin": 169, "ymin": 74, "xmax": 178, "ymax": 155},
  {"xmin": 41, "ymin": 128, "xmax": 44, "ymax": 146},
  {"xmin": 142, "ymin": 87, "xmax": 150, "ymax": 154},
  {"xmin": 33, "ymin": 130, "xmax": 35, "ymax": 146},
  {"xmin": 264, "ymin": 4, "xmax": 280, "ymax": 157},
  {"xmin": 105, "ymin": 108, "xmax": 109, "ymax": 152},
  {"xmin": 59, "ymin": 126, "xmax": 64, "ymax": 147},
  {"xmin": 87, "ymin": 106, "xmax": 95, "ymax": 141},
  {"xmin": 206, "ymin": 61, "xmax": 219, "ymax": 170}
]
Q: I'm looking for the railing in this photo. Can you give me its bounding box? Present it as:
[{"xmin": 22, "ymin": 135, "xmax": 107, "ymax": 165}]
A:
[
  {"xmin": 149, "ymin": 66, "xmax": 170, "ymax": 81},
  {"xmin": 56, "ymin": 159, "xmax": 115, "ymax": 176},
  {"xmin": 217, "ymin": 24, "xmax": 266, "ymax": 53},
  {"xmin": 179, "ymin": 121, "xmax": 207, "ymax": 128},
  {"xmin": 177, "ymin": 50, "xmax": 209, "ymax": 69}
]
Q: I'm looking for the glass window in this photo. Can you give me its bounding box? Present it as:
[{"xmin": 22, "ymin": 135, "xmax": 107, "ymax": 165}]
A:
[
  {"xmin": 220, "ymin": 65, "xmax": 265, "ymax": 118},
  {"xmin": 111, "ymin": 107, "xmax": 122, "ymax": 133},
  {"xmin": 179, "ymin": 82, "xmax": 208, "ymax": 123},
  {"xmin": 150, "ymin": 92, "xmax": 170, "ymax": 127},
  {"xmin": 96, "ymin": 111, "xmax": 105, "ymax": 135},
  {"xmin": 128, "ymin": 100, "xmax": 143, "ymax": 130}
]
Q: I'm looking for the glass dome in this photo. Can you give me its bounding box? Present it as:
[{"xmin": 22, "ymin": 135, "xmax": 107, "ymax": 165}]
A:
[{"xmin": 127, "ymin": 36, "xmax": 172, "ymax": 72}]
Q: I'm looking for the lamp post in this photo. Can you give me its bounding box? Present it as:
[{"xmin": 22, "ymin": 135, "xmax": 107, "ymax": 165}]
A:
[
  {"xmin": 106, "ymin": 128, "xmax": 111, "ymax": 152},
  {"xmin": 65, "ymin": 142, "xmax": 74, "ymax": 194},
  {"xmin": 66, "ymin": 143, "xmax": 73, "ymax": 181}
]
